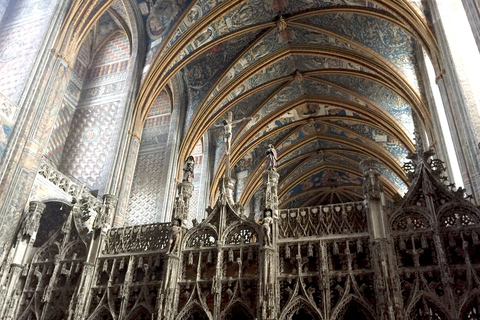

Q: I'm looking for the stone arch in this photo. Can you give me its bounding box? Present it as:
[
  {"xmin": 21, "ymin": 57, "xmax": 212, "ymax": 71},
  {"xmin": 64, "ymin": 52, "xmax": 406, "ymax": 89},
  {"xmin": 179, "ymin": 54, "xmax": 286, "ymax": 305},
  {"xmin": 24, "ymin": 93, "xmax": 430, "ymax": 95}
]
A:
[
  {"xmin": 125, "ymin": 304, "xmax": 153, "ymax": 320},
  {"xmin": 336, "ymin": 299, "xmax": 375, "ymax": 320},
  {"xmin": 222, "ymin": 300, "xmax": 255, "ymax": 320},
  {"xmin": 407, "ymin": 295, "xmax": 451, "ymax": 320},
  {"xmin": 87, "ymin": 305, "xmax": 114, "ymax": 320},
  {"xmin": 390, "ymin": 209, "xmax": 432, "ymax": 233},
  {"xmin": 438, "ymin": 204, "xmax": 480, "ymax": 228},
  {"xmin": 176, "ymin": 301, "xmax": 211, "ymax": 320},
  {"xmin": 223, "ymin": 222, "xmax": 259, "ymax": 245},
  {"xmin": 280, "ymin": 297, "xmax": 321, "ymax": 320},
  {"xmin": 184, "ymin": 226, "xmax": 218, "ymax": 249}
]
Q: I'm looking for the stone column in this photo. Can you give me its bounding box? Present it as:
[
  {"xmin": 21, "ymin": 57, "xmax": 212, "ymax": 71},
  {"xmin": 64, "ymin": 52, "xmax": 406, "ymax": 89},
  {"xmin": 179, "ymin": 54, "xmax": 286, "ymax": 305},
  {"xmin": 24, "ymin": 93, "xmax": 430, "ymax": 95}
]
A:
[
  {"xmin": 259, "ymin": 170, "xmax": 280, "ymax": 320},
  {"xmin": 360, "ymin": 158, "xmax": 403, "ymax": 320},
  {"xmin": 158, "ymin": 252, "xmax": 182, "ymax": 320},
  {"xmin": 174, "ymin": 181, "xmax": 194, "ymax": 225},
  {"xmin": 0, "ymin": 201, "xmax": 46, "ymax": 318},
  {"xmin": 429, "ymin": 0, "xmax": 480, "ymax": 203}
]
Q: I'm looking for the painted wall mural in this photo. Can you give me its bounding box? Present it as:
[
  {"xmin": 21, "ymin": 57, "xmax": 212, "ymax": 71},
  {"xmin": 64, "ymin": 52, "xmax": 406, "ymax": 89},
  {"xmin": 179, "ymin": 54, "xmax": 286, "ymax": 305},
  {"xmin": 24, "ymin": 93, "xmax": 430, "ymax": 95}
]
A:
[
  {"xmin": 297, "ymin": 12, "xmax": 422, "ymax": 92},
  {"xmin": 183, "ymin": 31, "xmax": 262, "ymax": 128},
  {"xmin": 316, "ymin": 74, "xmax": 415, "ymax": 136},
  {"xmin": 138, "ymin": 0, "xmax": 193, "ymax": 65}
]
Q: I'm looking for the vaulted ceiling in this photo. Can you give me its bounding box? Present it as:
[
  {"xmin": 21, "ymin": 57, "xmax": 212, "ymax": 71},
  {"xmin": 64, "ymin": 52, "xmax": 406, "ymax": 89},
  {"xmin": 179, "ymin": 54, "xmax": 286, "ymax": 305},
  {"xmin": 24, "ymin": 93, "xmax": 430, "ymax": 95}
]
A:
[{"xmin": 131, "ymin": 0, "xmax": 440, "ymax": 208}]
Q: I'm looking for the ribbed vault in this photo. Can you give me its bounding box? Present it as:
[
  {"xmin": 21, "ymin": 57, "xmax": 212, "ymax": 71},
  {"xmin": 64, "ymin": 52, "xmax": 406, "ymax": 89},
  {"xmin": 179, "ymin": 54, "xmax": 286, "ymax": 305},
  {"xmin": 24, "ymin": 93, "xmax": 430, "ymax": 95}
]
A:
[{"xmin": 129, "ymin": 0, "xmax": 440, "ymax": 208}]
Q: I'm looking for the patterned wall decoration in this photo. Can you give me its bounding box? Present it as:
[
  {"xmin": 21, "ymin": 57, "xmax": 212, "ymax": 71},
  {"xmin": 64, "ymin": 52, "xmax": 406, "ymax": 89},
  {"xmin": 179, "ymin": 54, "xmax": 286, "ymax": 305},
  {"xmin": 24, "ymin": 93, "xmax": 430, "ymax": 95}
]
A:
[
  {"xmin": 59, "ymin": 31, "xmax": 130, "ymax": 195},
  {"xmin": 44, "ymin": 36, "xmax": 94, "ymax": 166},
  {"xmin": 0, "ymin": 0, "xmax": 59, "ymax": 103},
  {"xmin": 126, "ymin": 90, "xmax": 173, "ymax": 225}
]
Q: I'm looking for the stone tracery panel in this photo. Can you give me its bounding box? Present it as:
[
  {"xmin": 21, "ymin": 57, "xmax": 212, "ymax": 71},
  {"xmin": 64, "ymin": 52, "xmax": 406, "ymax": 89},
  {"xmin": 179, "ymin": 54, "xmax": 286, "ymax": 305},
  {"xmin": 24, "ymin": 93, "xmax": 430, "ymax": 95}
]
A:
[{"xmin": 278, "ymin": 202, "xmax": 367, "ymax": 238}]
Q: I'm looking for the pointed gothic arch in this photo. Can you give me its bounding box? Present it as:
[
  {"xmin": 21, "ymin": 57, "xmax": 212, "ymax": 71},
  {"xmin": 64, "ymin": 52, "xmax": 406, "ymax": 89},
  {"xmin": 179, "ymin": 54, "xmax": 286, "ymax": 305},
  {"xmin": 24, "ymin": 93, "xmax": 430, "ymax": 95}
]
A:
[
  {"xmin": 222, "ymin": 301, "xmax": 255, "ymax": 320},
  {"xmin": 280, "ymin": 297, "xmax": 321, "ymax": 320},
  {"xmin": 338, "ymin": 299, "xmax": 375, "ymax": 320},
  {"xmin": 125, "ymin": 305, "xmax": 153, "ymax": 320},
  {"xmin": 87, "ymin": 305, "xmax": 114, "ymax": 320},
  {"xmin": 408, "ymin": 296, "xmax": 451, "ymax": 320},
  {"xmin": 176, "ymin": 302, "xmax": 210, "ymax": 320}
]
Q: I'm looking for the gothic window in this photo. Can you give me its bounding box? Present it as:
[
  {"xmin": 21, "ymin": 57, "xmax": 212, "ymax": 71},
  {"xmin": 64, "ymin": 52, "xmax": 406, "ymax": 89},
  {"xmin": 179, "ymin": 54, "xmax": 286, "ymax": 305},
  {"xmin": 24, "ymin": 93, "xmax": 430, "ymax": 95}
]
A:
[
  {"xmin": 393, "ymin": 213, "xmax": 430, "ymax": 232},
  {"xmin": 226, "ymin": 225, "xmax": 258, "ymax": 245},
  {"xmin": 186, "ymin": 228, "xmax": 217, "ymax": 248},
  {"xmin": 440, "ymin": 209, "xmax": 478, "ymax": 228}
]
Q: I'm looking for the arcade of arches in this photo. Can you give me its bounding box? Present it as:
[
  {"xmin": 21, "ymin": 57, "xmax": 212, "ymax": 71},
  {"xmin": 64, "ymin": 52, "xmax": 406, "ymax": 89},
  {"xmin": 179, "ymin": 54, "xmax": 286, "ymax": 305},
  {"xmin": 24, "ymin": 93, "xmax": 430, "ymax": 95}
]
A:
[{"xmin": 1, "ymin": 0, "xmax": 480, "ymax": 319}]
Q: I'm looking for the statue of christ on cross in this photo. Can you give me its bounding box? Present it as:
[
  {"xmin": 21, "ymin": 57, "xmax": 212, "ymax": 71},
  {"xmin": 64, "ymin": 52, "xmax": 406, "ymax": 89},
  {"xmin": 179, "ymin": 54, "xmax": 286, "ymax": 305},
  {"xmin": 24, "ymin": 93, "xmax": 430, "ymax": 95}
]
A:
[{"xmin": 214, "ymin": 111, "xmax": 252, "ymax": 177}]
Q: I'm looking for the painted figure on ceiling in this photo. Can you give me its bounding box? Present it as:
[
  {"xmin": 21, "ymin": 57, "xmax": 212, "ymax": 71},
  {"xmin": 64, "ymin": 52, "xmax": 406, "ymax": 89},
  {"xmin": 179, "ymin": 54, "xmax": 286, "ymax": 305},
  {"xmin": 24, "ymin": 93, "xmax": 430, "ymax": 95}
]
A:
[
  {"xmin": 147, "ymin": 0, "xmax": 181, "ymax": 40},
  {"xmin": 264, "ymin": 0, "xmax": 288, "ymax": 13}
]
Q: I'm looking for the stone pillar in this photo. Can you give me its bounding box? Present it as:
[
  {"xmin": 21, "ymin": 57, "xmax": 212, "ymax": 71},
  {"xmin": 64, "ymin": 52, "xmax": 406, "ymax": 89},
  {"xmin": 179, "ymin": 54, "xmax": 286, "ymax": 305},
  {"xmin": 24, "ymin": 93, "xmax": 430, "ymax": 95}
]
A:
[
  {"xmin": 174, "ymin": 181, "xmax": 194, "ymax": 225},
  {"xmin": 0, "ymin": 201, "xmax": 46, "ymax": 318},
  {"xmin": 260, "ymin": 170, "xmax": 280, "ymax": 320},
  {"xmin": 71, "ymin": 262, "xmax": 95, "ymax": 320},
  {"xmin": 158, "ymin": 253, "xmax": 182, "ymax": 320},
  {"xmin": 360, "ymin": 158, "xmax": 403, "ymax": 320},
  {"xmin": 429, "ymin": 0, "xmax": 480, "ymax": 203},
  {"xmin": 101, "ymin": 194, "xmax": 118, "ymax": 230}
]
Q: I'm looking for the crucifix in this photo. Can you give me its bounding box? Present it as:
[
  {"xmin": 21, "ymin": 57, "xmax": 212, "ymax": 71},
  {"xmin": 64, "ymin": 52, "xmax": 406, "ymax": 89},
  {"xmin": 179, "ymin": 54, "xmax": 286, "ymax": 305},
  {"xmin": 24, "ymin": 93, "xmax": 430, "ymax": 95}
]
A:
[{"xmin": 214, "ymin": 111, "xmax": 252, "ymax": 178}]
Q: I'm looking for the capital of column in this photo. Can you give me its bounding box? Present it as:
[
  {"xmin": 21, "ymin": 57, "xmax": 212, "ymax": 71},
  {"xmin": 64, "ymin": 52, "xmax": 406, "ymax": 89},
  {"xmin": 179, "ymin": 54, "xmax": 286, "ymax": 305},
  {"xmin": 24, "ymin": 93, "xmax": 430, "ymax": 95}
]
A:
[{"xmin": 360, "ymin": 158, "xmax": 383, "ymax": 200}]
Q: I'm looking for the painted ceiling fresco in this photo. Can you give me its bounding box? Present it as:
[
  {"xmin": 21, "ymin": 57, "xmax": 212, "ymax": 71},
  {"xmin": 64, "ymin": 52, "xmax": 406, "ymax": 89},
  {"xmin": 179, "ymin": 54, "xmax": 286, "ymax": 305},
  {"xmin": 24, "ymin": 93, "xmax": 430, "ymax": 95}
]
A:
[{"xmin": 133, "ymin": 0, "xmax": 436, "ymax": 208}]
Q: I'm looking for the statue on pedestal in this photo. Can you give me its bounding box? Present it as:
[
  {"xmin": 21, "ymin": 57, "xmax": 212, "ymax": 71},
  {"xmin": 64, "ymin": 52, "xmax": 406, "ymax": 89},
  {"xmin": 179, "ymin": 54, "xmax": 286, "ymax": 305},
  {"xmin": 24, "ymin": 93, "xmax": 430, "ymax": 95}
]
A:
[
  {"xmin": 183, "ymin": 155, "xmax": 195, "ymax": 183},
  {"xmin": 166, "ymin": 219, "xmax": 182, "ymax": 254},
  {"xmin": 262, "ymin": 209, "xmax": 273, "ymax": 247},
  {"xmin": 265, "ymin": 144, "xmax": 277, "ymax": 171}
]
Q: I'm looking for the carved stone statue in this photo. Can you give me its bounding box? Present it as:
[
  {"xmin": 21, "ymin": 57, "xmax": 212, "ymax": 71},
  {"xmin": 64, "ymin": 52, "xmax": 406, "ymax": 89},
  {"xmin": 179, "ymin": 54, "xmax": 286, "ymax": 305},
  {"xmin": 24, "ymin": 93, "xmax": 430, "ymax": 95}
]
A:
[
  {"xmin": 166, "ymin": 219, "xmax": 182, "ymax": 254},
  {"xmin": 214, "ymin": 111, "xmax": 252, "ymax": 155},
  {"xmin": 262, "ymin": 209, "xmax": 273, "ymax": 247},
  {"xmin": 183, "ymin": 155, "xmax": 195, "ymax": 183},
  {"xmin": 265, "ymin": 144, "xmax": 277, "ymax": 171}
]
